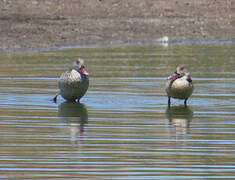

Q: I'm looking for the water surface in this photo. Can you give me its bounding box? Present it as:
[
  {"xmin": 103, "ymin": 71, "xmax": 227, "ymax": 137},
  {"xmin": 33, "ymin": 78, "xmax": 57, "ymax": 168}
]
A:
[{"xmin": 0, "ymin": 43, "xmax": 235, "ymax": 179}]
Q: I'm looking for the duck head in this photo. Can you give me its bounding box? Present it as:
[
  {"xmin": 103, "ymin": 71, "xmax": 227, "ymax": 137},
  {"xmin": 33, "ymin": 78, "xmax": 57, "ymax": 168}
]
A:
[
  {"xmin": 73, "ymin": 58, "xmax": 89, "ymax": 76},
  {"xmin": 168, "ymin": 65, "xmax": 191, "ymax": 81}
]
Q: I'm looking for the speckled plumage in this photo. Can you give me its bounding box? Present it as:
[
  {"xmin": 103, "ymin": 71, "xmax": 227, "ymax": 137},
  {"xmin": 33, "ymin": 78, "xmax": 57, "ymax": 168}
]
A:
[
  {"xmin": 53, "ymin": 58, "xmax": 89, "ymax": 103},
  {"xmin": 59, "ymin": 69, "xmax": 89, "ymax": 102}
]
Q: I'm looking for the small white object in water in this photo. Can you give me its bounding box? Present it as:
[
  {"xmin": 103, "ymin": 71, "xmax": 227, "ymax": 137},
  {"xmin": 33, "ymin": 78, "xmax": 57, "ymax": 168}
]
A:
[
  {"xmin": 162, "ymin": 36, "xmax": 169, "ymax": 42},
  {"xmin": 157, "ymin": 36, "xmax": 169, "ymax": 47}
]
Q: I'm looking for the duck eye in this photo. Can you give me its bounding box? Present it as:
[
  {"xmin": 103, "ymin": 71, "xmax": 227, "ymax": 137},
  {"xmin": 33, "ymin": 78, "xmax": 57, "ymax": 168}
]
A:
[{"xmin": 175, "ymin": 72, "xmax": 180, "ymax": 76}]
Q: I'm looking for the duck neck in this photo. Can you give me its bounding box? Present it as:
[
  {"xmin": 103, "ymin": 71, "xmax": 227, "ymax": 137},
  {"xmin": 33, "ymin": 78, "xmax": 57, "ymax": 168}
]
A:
[{"xmin": 73, "ymin": 67, "xmax": 87, "ymax": 79}]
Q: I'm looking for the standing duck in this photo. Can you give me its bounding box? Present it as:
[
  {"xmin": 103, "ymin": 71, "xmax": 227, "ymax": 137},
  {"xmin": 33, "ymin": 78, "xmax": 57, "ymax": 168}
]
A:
[
  {"xmin": 166, "ymin": 65, "xmax": 194, "ymax": 106},
  {"xmin": 53, "ymin": 58, "xmax": 89, "ymax": 103}
]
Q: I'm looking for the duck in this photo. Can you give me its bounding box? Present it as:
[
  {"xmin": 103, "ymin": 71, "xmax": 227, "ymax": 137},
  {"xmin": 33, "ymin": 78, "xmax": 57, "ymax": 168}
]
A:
[
  {"xmin": 53, "ymin": 58, "xmax": 89, "ymax": 103},
  {"xmin": 166, "ymin": 65, "xmax": 194, "ymax": 106}
]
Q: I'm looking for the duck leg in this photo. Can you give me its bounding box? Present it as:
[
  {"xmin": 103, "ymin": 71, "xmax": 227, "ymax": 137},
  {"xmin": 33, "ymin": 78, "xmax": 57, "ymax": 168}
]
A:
[
  {"xmin": 184, "ymin": 98, "xmax": 188, "ymax": 106},
  {"xmin": 168, "ymin": 96, "xmax": 171, "ymax": 107}
]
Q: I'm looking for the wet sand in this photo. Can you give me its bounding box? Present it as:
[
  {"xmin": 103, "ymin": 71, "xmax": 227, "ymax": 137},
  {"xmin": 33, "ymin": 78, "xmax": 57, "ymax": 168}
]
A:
[{"xmin": 0, "ymin": 0, "xmax": 234, "ymax": 52}]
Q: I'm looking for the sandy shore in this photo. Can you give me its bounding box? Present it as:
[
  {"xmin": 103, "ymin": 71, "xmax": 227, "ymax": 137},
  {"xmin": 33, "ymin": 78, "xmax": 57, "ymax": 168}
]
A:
[{"xmin": 0, "ymin": 0, "xmax": 234, "ymax": 52}]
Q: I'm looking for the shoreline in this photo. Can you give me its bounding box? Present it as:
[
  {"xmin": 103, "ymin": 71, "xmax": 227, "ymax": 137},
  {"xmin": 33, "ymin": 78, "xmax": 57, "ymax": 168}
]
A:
[
  {"xmin": 1, "ymin": 38, "xmax": 234, "ymax": 55},
  {"xmin": 0, "ymin": 0, "xmax": 234, "ymax": 53}
]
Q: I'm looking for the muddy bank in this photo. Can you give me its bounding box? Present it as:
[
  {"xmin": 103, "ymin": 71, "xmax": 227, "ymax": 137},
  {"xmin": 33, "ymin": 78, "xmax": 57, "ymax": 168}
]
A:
[{"xmin": 0, "ymin": 0, "xmax": 234, "ymax": 52}]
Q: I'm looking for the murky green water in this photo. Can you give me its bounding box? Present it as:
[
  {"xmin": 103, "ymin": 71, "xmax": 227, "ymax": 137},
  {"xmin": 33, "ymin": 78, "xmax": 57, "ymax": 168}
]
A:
[{"xmin": 0, "ymin": 43, "xmax": 235, "ymax": 179}]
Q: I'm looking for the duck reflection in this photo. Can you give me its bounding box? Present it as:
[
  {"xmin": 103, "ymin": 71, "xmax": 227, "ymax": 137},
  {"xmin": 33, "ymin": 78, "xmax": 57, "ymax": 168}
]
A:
[
  {"xmin": 58, "ymin": 102, "xmax": 88, "ymax": 143},
  {"xmin": 166, "ymin": 106, "xmax": 193, "ymax": 138}
]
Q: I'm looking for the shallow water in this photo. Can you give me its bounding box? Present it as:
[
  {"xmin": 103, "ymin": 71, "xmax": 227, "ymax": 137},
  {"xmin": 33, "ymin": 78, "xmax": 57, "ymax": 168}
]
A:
[{"xmin": 0, "ymin": 43, "xmax": 235, "ymax": 179}]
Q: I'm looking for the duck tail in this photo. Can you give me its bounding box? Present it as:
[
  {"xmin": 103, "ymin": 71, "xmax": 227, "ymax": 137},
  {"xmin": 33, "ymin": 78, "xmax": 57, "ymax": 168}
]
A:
[{"xmin": 52, "ymin": 93, "xmax": 60, "ymax": 103}]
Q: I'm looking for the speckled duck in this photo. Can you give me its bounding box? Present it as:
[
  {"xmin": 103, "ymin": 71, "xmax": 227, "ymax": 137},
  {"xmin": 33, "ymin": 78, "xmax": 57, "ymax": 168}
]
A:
[
  {"xmin": 53, "ymin": 58, "xmax": 89, "ymax": 103},
  {"xmin": 166, "ymin": 65, "xmax": 194, "ymax": 106}
]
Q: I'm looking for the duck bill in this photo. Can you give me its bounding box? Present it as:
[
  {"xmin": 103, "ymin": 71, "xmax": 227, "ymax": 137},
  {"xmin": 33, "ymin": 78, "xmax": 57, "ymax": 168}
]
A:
[
  {"xmin": 167, "ymin": 72, "xmax": 178, "ymax": 80},
  {"xmin": 80, "ymin": 68, "xmax": 89, "ymax": 76},
  {"xmin": 167, "ymin": 75, "xmax": 173, "ymax": 80}
]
